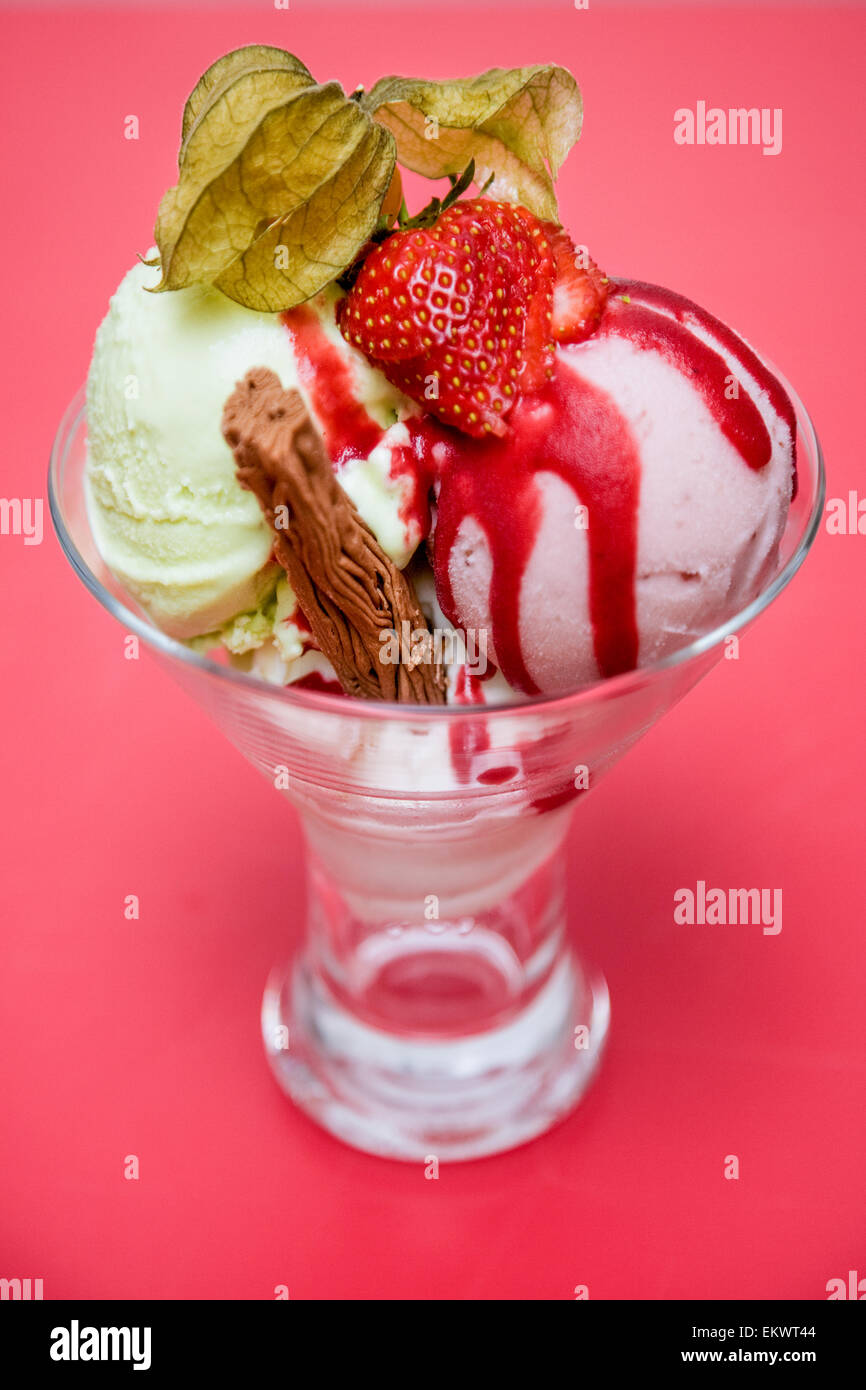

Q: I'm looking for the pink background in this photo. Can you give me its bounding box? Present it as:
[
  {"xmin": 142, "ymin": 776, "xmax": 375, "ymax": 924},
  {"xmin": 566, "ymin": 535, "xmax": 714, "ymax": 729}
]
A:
[{"xmin": 2, "ymin": 2, "xmax": 864, "ymax": 1299}]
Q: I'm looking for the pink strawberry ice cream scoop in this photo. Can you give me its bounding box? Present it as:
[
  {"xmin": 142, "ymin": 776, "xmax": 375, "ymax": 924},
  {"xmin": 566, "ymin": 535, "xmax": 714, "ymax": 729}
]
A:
[{"xmin": 425, "ymin": 279, "xmax": 796, "ymax": 695}]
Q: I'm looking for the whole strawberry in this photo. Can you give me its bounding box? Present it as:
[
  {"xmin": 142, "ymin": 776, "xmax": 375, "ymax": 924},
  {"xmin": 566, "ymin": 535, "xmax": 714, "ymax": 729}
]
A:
[{"xmin": 337, "ymin": 198, "xmax": 568, "ymax": 437}]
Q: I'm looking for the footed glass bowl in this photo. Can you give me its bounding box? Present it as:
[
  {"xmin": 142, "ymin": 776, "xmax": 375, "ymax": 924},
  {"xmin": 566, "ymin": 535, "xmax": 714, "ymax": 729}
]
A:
[{"xmin": 49, "ymin": 373, "xmax": 824, "ymax": 1161}]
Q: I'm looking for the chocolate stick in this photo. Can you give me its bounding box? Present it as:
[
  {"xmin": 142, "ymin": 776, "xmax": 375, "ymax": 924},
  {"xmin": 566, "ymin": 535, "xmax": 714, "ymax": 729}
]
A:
[{"xmin": 222, "ymin": 368, "xmax": 446, "ymax": 704}]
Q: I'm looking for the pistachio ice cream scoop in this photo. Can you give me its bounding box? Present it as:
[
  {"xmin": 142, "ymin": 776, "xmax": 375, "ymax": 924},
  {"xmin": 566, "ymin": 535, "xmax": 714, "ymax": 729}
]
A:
[{"xmin": 86, "ymin": 259, "xmax": 417, "ymax": 641}]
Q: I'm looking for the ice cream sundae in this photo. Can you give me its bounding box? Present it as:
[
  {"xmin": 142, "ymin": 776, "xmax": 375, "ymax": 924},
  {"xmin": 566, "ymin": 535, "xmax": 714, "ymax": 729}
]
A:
[
  {"xmin": 86, "ymin": 45, "xmax": 796, "ymax": 705},
  {"xmin": 57, "ymin": 44, "xmax": 819, "ymax": 1161}
]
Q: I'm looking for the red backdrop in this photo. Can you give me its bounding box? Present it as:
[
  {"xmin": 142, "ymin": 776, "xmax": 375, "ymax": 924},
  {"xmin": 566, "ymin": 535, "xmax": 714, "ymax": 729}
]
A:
[{"xmin": 1, "ymin": 2, "xmax": 864, "ymax": 1299}]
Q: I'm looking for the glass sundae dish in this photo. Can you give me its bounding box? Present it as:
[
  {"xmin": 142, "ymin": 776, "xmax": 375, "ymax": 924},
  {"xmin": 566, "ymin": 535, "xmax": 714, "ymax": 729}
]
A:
[{"xmin": 50, "ymin": 46, "xmax": 824, "ymax": 1159}]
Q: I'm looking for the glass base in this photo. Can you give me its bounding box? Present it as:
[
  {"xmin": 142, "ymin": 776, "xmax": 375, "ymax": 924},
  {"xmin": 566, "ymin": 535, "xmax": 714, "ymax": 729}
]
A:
[{"xmin": 262, "ymin": 952, "xmax": 610, "ymax": 1162}]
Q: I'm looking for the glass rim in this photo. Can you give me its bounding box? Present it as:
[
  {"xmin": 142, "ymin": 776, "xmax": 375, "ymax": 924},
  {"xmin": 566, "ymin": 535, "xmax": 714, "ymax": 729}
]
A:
[{"xmin": 49, "ymin": 364, "xmax": 825, "ymax": 724}]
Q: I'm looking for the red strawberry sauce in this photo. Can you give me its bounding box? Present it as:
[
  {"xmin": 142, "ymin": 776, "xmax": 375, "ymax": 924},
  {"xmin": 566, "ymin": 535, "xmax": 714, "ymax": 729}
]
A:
[
  {"xmin": 447, "ymin": 665, "xmax": 490, "ymax": 780},
  {"xmin": 425, "ymin": 368, "xmax": 641, "ymax": 693},
  {"xmin": 282, "ymin": 304, "xmax": 384, "ymax": 465}
]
